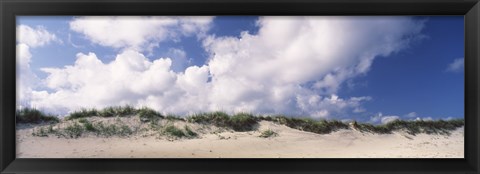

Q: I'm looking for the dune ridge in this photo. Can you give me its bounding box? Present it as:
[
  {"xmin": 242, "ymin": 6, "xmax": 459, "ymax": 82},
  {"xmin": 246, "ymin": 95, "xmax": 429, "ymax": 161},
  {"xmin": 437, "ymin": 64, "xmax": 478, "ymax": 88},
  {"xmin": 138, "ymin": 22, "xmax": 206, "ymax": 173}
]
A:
[{"xmin": 16, "ymin": 111, "xmax": 464, "ymax": 158}]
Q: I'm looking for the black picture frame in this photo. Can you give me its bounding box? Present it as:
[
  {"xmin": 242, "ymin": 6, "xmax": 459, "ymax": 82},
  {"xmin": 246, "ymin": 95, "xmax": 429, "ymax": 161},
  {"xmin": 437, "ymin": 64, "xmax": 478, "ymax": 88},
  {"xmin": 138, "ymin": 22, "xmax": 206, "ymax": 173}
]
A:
[{"xmin": 1, "ymin": 0, "xmax": 479, "ymax": 173}]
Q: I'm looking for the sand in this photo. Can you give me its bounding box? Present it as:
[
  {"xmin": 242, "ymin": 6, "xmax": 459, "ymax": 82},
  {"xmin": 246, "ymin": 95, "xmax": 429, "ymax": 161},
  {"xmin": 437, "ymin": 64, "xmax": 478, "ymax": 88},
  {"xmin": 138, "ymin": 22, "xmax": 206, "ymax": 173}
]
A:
[{"xmin": 16, "ymin": 120, "xmax": 464, "ymax": 158}]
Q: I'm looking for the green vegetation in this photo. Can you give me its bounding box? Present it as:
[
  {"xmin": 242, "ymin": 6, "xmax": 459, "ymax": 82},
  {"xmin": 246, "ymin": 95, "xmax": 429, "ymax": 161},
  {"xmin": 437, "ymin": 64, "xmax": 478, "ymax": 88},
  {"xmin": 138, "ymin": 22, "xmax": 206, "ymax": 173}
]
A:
[
  {"xmin": 187, "ymin": 112, "xmax": 258, "ymax": 131},
  {"xmin": 354, "ymin": 122, "xmax": 390, "ymax": 134},
  {"xmin": 187, "ymin": 111, "xmax": 230, "ymax": 127},
  {"xmin": 63, "ymin": 106, "xmax": 166, "ymax": 123},
  {"xmin": 353, "ymin": 119, "xmax": 465, "ymax": 135},
  {"xmin": 230, "ymin": 113, "xmax": 258, "ymax": 131},
  {"xmin": 259, "ymin": 129, "xmax": 278, "ymax": 138},
  {"xmin": 64, "ymin": 122, "xmax": 84, "ymax": 138},
  {"xmin": 32, "ymin": 125, "xmax": 56, "ymax": 137},
  {"xmin": 163, "ymin": 125, "xmax": 186, "ymax": 138},
  {"xmin": 32, "ymin": 119, "xmax": 133, "ymax": 138},
  {"xmin": 16, "ymin": 108, "xmax": 59, "ymax": 124},
  {"xmin": 162, "ymin": 125, "xmax": 198, "ymax": 138},
  {"xmin": 269, "ymin": 116, "xmax": 349, "ymax": 134},
  {"xmin": 137, "ymin": 107, "xmax": 163, "ymax": 122},
  {"xmin": 257, "ymin": 115, "xmax": 274, "ymax": 122},
  {"xmin": 166, "ymin": 114, "xmax": 184, "ymax": 121},
  {"xmin": 66, "ymin": 108, "xmax": 99, "ymax": 120},
  {"xmin": 184, "ymin": 125, "xmax": 198, "ymax": 137},
  {"xmin": 66, "ymin": 106, "xmax": 138, "ymax": 120},
  {"xmin": 99, "ymin": 105, "xmax": 136, "ymax": 117},
  {"xmin": 26, "ymin": 105, "xmax": 465, "ymax": 139},
  {"xmin": 92, "ymin": 121, "xmax": 133, "ymax": 137},
  {"xmin": 79, "ymin": 119, "xmax": 96, "ymax": 132}
]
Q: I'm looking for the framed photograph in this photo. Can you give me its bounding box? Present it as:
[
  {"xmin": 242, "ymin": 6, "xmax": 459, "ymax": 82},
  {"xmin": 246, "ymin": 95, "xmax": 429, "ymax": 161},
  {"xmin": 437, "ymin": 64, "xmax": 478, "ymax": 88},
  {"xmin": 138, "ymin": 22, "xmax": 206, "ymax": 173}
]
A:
[{"xmin": 1, "ymin": 0, "xmax": 479, "ymax": 173}]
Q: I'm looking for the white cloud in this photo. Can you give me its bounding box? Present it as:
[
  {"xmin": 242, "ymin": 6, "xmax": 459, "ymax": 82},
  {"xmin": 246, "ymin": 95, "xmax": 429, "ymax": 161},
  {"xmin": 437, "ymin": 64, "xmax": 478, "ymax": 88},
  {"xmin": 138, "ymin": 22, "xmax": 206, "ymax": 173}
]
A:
[
  {"xmin": 17, "ymin": 43, "xmax": 32, "ymax": 69},
  {"xmin": 16, "ymin": 44, "xmax": 38, "ymax": 108},
  {"xmin": 353, "ymin": 107, "xmax": 366, "ymax": 113},
  {"xmin": 70, "ymin": 16, "xmax": 214, "ymax": 51},
  {"xmin": 370, "ymin": 112, "xmax": 399, "ymax": 124},
  {"xmin": 414, "ymin": 117, "xmax": 433, "ymax": 121},
  {"xmin": 381, "ymin": 116, "xmax": 400, "ymax": 124},
  {"xmin": 202, "ymin": 16, "xmax": 424, "ymax": 116},
  {"xmin": 22, "ymin": 16, "xmax": 425, "ymax": 118},
  {"xmin": 405, "ymin": 112, "xmax": 417, "ymax": 118},
  {"xmin": 443, "ymin": 116, "xmax": 462, "ymax": 121},
  {"xmin": 17, "ymin": 25, "xmax": 59, "ymax": 47},
  {"xmin": 446, "ymin": 58, "xmax": 464, "ymax": 73},
  {"xmin": 27, "ymin": 49, "xmax": 373, "ymax": 117},
  {"xmin": 16, "ymin": 25, "xmax": 58, "ymax": 109},
  {"xmin": 31, "ymin": 50, "xmax": 207, "ymax": 115},
  {"xmin": 165, "ymin": 48, "xmax": 190, "ymax": 72},
  {"xmin": 370, "ymin": 112, "xmax": 383, "ymax": 123}
]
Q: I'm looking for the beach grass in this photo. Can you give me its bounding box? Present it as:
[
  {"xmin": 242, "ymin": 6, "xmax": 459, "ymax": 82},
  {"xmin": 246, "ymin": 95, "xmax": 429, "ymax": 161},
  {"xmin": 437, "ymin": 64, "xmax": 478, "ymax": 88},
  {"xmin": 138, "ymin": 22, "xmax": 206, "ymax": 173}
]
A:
[
  {"xmin": 25, "ymin": 106, "xmax": 465, "ymax": 139},
  {"xmin": 63, "ymin": 122, "xmax": 84, "ymax": 138},
  {"xmin": 268, "ymin": 116, "xmax": 349, "ymax": 134},
  {"xmin": 99, "ymin": 105, "xmax": 137, "ymax": 117},
  {"xmin": 66, "ymin": 106, "xmax": 139, "ymax": 120},
  {"xmin": 162, "ymin": 125, "xmax": 198, "ymax": 139},
  {"xmin": 184, "ymin": 125, "xmax": 198, "ymax": 137},
  {"xmin": 166, "ymin": 114, "xmax": 185, "ymax": 121},
  {"xmin": 187, "ymin": 112, "xmax": 258, "ymax": 131},
  {"xmin": 16, "ymin": 107, "xmax": 59, "ymax": 124},
  {"xmin": 91, "ymin": 121, "xmax": 133, "ymax": 137},
  {"xmin": 66, "ymin": 108, "xmax": 99, "ymax": 120},
  {"xmin": 31, "ymin": 125, "xmax": 56, "ymax": 137},
  {"xmin": 137, "ymin": 107, "xmax": 163, "ymax": 122},
  {"xmin": 354, "ymin": 119, "xmax": 465, "ymax": 135},
  {"xmin": 259, "ymin": 129, "xmax": 278, "ymax": 138}
]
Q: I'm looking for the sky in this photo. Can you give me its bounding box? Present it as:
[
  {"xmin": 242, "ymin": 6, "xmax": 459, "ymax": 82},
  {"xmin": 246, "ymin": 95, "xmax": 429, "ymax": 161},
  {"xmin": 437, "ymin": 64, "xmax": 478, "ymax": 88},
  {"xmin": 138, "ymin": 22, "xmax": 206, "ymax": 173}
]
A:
[{"xmin": 16, "ymin": 16, "xmax": 464, "ymax": 124}]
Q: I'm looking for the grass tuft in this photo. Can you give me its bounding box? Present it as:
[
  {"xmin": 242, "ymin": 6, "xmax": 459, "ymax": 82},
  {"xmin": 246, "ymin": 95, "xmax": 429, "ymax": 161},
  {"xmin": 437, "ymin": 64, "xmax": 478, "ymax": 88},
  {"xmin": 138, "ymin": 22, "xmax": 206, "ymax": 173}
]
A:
[
  {"xmin": 269, "ymin": 116, "xmax": 349, "ymax": 134},
  {"xmin": 163, "ymin": 125, "xmax": 187, "ymax": 138},
  {"xmin": 66, "ymin": 108, "xmax": 99, "ymax": 120},
  {"xmin": 138, "ymin": 107, "xmax": 163, "ymax": 122},
  {"xmin": 16, "ymin": 108, "xmax": 59, "ymax": 124},
  {"xmin": 79, "ymin": 119, "xmax": 96, "ymax": 132},
  {"xmin": 259, "ymin": 129, "xmax": 278, "ymax": 138},
  {"xmin": 99, "ymin": 105, "xmax": 137, "ymax": 117},
  {"xmin": 92, "ymin": 121, "xmax": 133, "ymax": 137},
  {"xmin": 184, "ymin": 125, "xmax": 198, "ymax": 137},
  {"xmin": 353, "ymin": 119, "xmax": 464, "ymax": 135},
  {"xmin": 26, "ymin": 106, "xmax": 465, "ymax": 139},
  {"xmin": 166, "ymin": 114, "xmax": 184, "ymax": 121},
  {"xmin": 32, "ymin": 125, "xmax": 56, "ymax": 137},
  {"xmin": 66, "ymin": 106, "xmax": 138, "ymax": 120},
  {"xmin": 63, "ymin": 122, "xmax": 84, "ymax": 138},
  {"xmin": 162, "ymin": 125, "xmax": 198, "ymax": 139},
  {"xmin": 187, "ymin": 112, "xmax": 258, "ymax": 131},
  {"xmin": 229, "ymin": 113, "xmax": 257, "ymax": 131}
]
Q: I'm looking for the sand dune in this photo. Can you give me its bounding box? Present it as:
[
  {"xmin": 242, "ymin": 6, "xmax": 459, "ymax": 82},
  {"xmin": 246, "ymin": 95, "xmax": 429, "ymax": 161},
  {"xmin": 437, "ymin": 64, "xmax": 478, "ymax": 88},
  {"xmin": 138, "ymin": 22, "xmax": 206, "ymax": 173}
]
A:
[{"xmin": 16, "ymin": 120, "xmax": 464, "ymax": 158}]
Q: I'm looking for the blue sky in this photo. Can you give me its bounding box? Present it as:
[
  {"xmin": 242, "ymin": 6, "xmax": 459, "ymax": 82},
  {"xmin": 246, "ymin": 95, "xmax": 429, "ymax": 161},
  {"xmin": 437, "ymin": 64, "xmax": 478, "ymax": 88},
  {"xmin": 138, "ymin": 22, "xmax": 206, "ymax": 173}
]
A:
[{"xmin": 16, "ymin": 16, "xmax": 464, "ymax": 123}]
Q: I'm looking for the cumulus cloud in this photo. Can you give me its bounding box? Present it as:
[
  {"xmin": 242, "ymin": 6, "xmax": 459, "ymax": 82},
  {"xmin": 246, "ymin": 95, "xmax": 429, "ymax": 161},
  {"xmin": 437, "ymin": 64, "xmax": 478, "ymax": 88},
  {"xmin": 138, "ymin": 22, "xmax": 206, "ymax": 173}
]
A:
[
  {"xmin": 70, "ymin": 16, "xmax": 214, "ymax": 51},
  {"xmin": 16, "ymin": 25, "xmax": 58, "ymax": 109},
  {"xmin": 30, "ymin": 50, "xmax": 205, "ymax": 114},
  {"xmin": 165, "ymin": 48, "xmax": 191, "ymax": 72},
  {"xmin": 16, "ymin": 44, "xmax": 38, "ymax": 108},
  {"xmin": 22, "ymin": 16, "xmax": 425, "ymax": 118},
  {"xmin": 446, "ymin": 58, "xmax": 464, "ymax": 73},
  {"xmin": 381, "ymin": 116, "xmax": 400, "ymax": 124},
  {"xmin": 202, "ymin": 16, "xmax": 424, "ymax": 116},
  {"xmin": 369, "ymin": 112, "xmax": 382, "ymax": 123},
  {"xmin": 17, "ymin": 25, "xmax": 59, "ymax": 47},
  {"xmin": 414, "ymin": 117, "xmax": 433, "ymax": 121},
  {"xmin": 370, "ymin": 112, "xmax": 399, "ymax": 124},
  {"xmin": 27, "ymin": 49, "xmax": 373, "ymax": 117},
  {"xmin": 353, "ymin": 107, "xmax": 366, "ymax": 113},
  {"xmin": 405, "ymin": 112, "xmax": 417, "ymax": 118}
]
